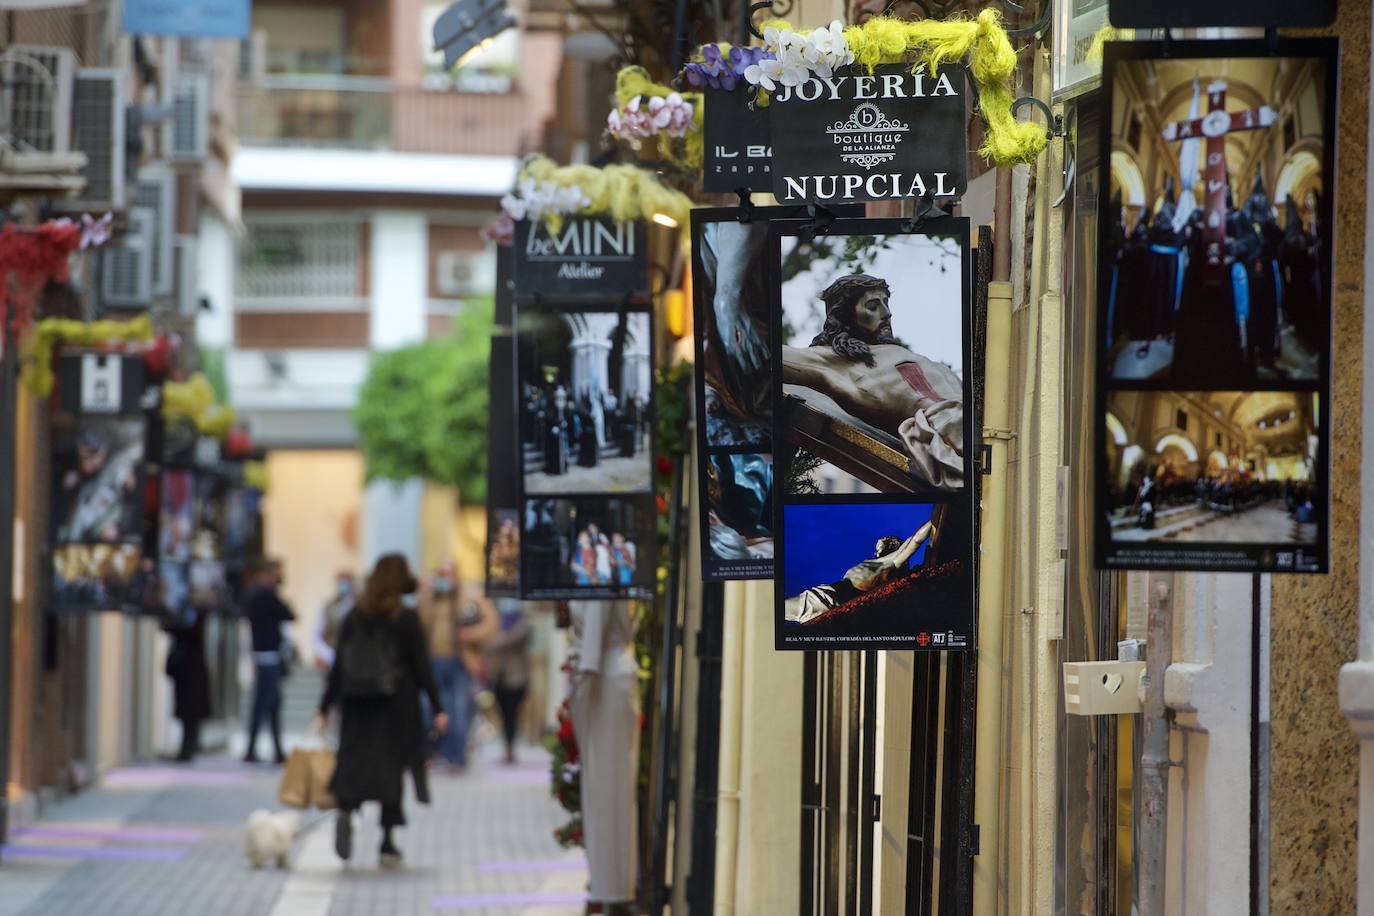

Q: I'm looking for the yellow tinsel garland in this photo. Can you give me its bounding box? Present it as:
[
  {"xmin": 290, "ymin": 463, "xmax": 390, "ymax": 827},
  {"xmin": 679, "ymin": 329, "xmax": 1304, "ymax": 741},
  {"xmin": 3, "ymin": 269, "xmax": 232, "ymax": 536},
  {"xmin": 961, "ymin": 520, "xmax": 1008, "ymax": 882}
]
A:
[
  {"xmin": 519, "ymin": 155, "xmax": 694, "ymax": 233},
  {"xmin": 164, "ymin": 372, "xmax": 237, "ymax": 439},
  {"xmin": 22, "ymin": 315, "xmax": 154, "ymax": 396},
  {"xmin": 613, "ymin": 66, "xmax": 705, "ymax": 169}
]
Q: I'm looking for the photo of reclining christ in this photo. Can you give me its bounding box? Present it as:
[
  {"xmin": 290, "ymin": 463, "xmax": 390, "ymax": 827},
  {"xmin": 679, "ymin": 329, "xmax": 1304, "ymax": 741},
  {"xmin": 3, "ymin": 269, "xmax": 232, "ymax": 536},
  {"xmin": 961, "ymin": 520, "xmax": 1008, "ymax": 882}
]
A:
[{"xmin": 778, "ymin": 232, "xmax": 965, "ymax": 496}]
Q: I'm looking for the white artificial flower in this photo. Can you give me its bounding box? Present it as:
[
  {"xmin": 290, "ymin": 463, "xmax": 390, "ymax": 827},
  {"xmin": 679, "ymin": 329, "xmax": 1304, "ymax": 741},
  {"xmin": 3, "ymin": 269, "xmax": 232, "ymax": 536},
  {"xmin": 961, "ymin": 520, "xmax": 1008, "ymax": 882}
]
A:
[
  {"xmin": 744, "ymin": 59, "xmax": 776, "ymax": 91},
  {"xmin": 501, "ymin": 193, "xmax": 528, "ymax": 221}
]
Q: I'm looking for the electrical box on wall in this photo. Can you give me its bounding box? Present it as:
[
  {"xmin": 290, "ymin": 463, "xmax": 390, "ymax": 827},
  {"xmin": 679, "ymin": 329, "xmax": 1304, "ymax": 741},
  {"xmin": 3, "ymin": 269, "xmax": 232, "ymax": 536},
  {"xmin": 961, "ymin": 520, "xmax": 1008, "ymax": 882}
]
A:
[{"xmin": 1064, "ymin": 661, "xmax": 1146, "ymax": 716}]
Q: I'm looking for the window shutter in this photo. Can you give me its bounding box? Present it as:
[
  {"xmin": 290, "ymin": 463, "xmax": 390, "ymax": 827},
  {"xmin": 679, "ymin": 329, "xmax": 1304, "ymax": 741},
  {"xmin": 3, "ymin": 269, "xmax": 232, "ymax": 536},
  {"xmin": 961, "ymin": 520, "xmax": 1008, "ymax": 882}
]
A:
[{"xmin": 70, "ymin": 68, "xmax": 127, "ymax": 210}]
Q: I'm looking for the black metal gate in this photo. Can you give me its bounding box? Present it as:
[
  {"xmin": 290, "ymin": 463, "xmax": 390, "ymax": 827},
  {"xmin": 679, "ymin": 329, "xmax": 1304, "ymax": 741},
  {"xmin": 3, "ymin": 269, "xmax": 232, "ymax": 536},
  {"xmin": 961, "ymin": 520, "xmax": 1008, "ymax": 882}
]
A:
[{"xmin": 797, "ymin": 227, "xmax": 990, "ymax": 915}]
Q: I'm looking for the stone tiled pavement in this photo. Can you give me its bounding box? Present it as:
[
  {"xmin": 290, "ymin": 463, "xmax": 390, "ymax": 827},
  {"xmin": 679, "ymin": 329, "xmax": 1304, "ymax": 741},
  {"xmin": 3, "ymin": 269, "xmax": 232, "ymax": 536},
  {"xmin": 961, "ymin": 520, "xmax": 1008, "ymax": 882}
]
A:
[{"xmin": 0, "ymin": 745, "xmax": 587, "ymax": 916}]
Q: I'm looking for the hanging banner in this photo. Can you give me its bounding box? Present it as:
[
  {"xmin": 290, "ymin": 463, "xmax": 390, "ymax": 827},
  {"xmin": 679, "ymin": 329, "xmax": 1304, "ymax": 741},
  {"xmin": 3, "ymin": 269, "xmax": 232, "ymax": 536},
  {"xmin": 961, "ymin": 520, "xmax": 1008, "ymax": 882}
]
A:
[
  {"xmin": 1107, "ymin": 0, "xmax": 1334, "ymax": 28},
  {"xmin": 702, "ymin": 89, "xmax": 772, "ymax": 194},
  {"xmin": 690, "ymin": 205, "xmax": 863, "ymax": 581},
  {"xmin": 1052, "ymin": 0, "xmax": 1110, "ymax": 100},
  {"xmin": 769, "ymin": 64, "xmax": 968, "ymax": 205},
  {"xmin": 770, "ymin": 217, "xmax": 976, "ymax": 650},
  {"xmin": 514, "ymin": 294, "xmax": 656, "ymax": 600},
  {"xmin": 484, "ymin": 246, "xmax": 521, "ymax": 597},
  {"xmin": 51, "ymin": 354, "xmax": 151, "ymax": 613},
  {"xmin": 1095, "ymin": 38, "xmax": 1335, "ymax": 573},
  {"xmin": 512, "ymin": 217, "xmax": 650, "ymax": 302}
]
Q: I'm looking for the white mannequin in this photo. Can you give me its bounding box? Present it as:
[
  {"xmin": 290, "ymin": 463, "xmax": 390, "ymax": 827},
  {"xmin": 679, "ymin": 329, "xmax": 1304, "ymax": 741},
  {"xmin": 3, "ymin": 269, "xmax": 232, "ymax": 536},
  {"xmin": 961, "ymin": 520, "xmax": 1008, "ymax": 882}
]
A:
[{"xmin": 568, "ymin": 599, "xmax": 639, "ymax": 907}]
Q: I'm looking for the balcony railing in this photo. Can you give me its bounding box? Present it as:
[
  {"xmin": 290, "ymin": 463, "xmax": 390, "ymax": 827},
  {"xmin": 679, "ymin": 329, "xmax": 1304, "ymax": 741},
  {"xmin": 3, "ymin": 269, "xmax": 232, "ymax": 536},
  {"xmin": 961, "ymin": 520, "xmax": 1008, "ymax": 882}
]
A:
[{"xmin": 236, "ymin": 81, "xmax": 534, "ymax": 156}]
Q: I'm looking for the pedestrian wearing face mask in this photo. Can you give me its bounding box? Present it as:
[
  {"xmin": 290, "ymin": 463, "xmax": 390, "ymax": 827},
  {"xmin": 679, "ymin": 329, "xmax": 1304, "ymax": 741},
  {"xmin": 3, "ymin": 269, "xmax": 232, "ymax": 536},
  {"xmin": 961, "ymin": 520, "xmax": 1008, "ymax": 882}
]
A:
[
  {"xmin": 313, "ymin": 571, "xmax": 357, "ymax": 673},
  {"xmin": 418, "ymin": 559, "xmax": 497, "ymax": 772}
]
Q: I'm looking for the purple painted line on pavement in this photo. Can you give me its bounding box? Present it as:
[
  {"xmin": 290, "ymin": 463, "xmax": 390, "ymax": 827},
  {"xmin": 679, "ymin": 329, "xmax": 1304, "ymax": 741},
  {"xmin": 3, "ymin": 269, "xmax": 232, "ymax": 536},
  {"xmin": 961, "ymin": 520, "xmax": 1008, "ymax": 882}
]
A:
[
  {"xmin": 14, "ymin": 825, "xmax": 202, "ymax": 844},
  {"xmin": 103, "ymin": 767, "xmax": 250, "ymax": 787},
  {"xmin": 0, "ymin": 843, "xmax": 188, "ymax": 862},
  {"xmin": 431, "ymin": 891, "xmax": 586, "ymax": 909},
  {"xmin": 477, "ymin": 856, "xmax": 587, "ymax": 874}
]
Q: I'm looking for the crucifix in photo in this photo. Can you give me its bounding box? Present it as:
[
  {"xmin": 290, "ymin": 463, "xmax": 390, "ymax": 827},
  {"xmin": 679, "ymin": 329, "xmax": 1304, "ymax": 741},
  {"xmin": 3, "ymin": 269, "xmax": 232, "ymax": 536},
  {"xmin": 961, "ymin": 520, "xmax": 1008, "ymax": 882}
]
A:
[{"xmin": 1161, "ymin": 79, "xmax": 1276, "ymax": 279}]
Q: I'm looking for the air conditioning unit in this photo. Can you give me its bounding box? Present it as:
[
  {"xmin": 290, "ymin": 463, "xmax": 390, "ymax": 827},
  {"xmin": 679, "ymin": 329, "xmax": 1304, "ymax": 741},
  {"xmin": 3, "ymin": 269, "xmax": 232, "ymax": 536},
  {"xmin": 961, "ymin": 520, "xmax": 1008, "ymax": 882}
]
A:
[
  {"xmin": 1, "ymin": 45, "xmax": 76, "ymax": 154},
  {"xmin": 167, "ymin": 72, "xmax": 208, "ymax": 162},
  {"xmin": 435, "ymin": 249, "xmax": 496, "ymax": 298},
  {"xmin": 174, "ymin": 235, "xmax": 199, "ymax": 315},
  {"xmin": 100, "ymin": 206, "xmax": 154, "ymax": 310},
  {"xmin": 70, "ymin": 68, "xmax": 127, "ymax": 210},
  {"xmin": 133, "ymin": 165, "xmax": 176, "ymax": 297}
]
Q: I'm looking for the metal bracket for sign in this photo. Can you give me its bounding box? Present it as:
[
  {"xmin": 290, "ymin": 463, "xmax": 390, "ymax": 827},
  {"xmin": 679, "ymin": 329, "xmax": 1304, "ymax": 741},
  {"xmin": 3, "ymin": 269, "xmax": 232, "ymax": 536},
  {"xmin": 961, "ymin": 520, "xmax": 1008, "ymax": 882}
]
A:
[
  {"xmin": 746, "ymin": 0, "xmax": 782, "ymax": 41},
  {"xmin": 1265, "ymin": 26, "xmax": 1280, "ymax": 54},
  {"xmin": 735, "ymin": 188, "xmax": 756, "ymax": 223},
  {"xmin": 1003, "ymin": 0, "xmax": 1052, "ymax": 40},
  {"xmin": 798, "ymin": 203, "xmax": 836, "ymax": 241},
  {"xmin": 978, "ymin": 443, "xmax": 993, "ymax": 475},
  {"xmin": 1011, "ymin": 96, "xmax": 1064, "ymax": 141},
  {"xmin": 900, "ymin": 195, "xmax": 949, "ymax": 234}
]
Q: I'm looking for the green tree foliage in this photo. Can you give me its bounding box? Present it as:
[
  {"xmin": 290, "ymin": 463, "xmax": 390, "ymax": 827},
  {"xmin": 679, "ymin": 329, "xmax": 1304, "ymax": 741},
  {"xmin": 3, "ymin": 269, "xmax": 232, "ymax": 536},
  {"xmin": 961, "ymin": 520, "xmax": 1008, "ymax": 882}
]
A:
[{"xmin": 353, "ymin": 298, "xmax": 492, "ymax": 502}]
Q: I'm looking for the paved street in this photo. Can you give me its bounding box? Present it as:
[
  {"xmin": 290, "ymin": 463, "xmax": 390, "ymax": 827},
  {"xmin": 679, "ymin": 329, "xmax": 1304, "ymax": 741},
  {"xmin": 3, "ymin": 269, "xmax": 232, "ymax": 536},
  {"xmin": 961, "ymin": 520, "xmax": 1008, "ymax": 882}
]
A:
[
  {"xmin": 1112, "ymin": 501, "xmax": 1318, "ymax": 544},
  {"xmin": 0, "ymin": 745, "xmax": 586, "ymax": 916}
]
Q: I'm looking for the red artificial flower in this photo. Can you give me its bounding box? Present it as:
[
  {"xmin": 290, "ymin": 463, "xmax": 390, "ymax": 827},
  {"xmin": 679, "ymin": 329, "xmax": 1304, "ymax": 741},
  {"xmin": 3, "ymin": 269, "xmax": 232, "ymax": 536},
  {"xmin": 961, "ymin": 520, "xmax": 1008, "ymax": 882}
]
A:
[
  {"xmin": 656, "ymin": 455, "xmax": 674, "ymax": 476},
  {"xmin": 655, "ymin": 494, "xmax": 668, "ymax": 515}
]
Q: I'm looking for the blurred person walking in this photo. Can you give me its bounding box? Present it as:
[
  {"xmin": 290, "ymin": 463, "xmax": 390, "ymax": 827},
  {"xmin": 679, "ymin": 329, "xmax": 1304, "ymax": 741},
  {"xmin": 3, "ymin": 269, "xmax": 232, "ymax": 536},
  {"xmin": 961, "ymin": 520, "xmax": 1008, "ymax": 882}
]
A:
[
  {"xmin": 312, "ymin": 571, "xmax": 357, "ymax": 672},
  {"xmin": 243, "ymin": 559, "xmax": 295, "ymax": 764},
  {"xmin": 485, "ymin": 599, "xmax": 532, "ymax": 764},
  {"xmin": 317, "ymin": 554, "xmax": 446, "ymax": 867},
  {"xmin": 418, "ymin": 559, "xmax": 496, "ymax": 773},
  {"xmin": 159, "ymin": 593, "xmax": 210, "ymax": 763}
]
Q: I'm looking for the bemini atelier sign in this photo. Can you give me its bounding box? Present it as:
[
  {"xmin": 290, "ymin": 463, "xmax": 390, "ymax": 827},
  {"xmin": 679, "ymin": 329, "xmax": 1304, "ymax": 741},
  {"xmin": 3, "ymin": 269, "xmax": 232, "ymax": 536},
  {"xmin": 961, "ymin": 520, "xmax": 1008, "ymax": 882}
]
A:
[
  {"xmin": 770, "ymin": 64, "xmax": 968, "ymax": 204},
  {"xmin": 513, "ymin": 217, "xmax": 649, "ymax": 301}
]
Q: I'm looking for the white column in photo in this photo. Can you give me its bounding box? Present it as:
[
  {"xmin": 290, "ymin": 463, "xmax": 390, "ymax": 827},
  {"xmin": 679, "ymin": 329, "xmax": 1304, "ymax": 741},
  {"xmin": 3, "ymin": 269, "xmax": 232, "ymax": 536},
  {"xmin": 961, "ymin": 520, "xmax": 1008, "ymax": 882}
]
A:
[{"xmin": 564, "ymin": 314, "xmax": 616, "ymax": 446}]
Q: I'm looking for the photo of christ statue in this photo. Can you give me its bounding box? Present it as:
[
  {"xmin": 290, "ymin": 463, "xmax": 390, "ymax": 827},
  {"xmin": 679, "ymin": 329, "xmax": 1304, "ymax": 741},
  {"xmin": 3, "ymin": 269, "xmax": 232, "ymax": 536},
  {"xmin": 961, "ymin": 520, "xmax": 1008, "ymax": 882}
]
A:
[
  {"xmin": 778, "ymin": 501, "xmax": 973, "ymax": 648},
  {"xmin": 1101, "ymin": 46, "xmax": 1333, "ymax": 387},
  {"xmin": 776, "ymin": 228, "xmax": 967, "ymax": 496}
]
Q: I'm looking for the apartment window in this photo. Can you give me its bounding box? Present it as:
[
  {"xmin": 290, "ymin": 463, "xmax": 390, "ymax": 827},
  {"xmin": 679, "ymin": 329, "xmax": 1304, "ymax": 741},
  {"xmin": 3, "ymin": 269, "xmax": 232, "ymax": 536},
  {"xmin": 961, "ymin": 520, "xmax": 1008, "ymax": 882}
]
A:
[{"xmin": 237, "ymin": 219, "xmax": 363, "ymax": 300}]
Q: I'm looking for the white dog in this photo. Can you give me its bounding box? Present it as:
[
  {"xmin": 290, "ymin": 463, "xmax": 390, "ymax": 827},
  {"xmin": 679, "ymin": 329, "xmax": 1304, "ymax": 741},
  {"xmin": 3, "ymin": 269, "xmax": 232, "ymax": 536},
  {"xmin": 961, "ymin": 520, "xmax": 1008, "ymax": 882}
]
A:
[{"xmin": 244, "ymin": 809, "xmax": 301, "ymax": 868}]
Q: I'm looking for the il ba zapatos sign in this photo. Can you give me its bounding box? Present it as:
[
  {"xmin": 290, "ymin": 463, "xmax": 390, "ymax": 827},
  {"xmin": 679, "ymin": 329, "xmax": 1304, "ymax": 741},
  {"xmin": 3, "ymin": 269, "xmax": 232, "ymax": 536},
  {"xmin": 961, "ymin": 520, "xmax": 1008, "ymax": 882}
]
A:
[
  {"xmin": 703, "ymin": 88, "xmax": 772, "ymax": 193},
  {"xmin": 513, "ymin": 217, "xmax": 649, "ymax": 301},
  {"xmin": 769, "ymin": 64, "xmax": 967, "ymax": 204}
]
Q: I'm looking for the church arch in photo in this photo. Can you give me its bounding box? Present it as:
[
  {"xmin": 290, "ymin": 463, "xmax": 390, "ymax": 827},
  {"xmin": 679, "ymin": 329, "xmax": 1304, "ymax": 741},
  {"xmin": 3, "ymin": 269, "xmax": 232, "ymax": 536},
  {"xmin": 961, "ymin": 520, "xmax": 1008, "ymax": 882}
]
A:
[
  {"xmin": 1105, "ymin": 411, "xmax": 1129, "ymax": 447},
  {"xmin": 1154, "ymin": 432, "xmax": 1198, "ymax": 463},
  {"xmin": 1110, "ymin": 149, "xmax": 1147, "ymax": 214}
]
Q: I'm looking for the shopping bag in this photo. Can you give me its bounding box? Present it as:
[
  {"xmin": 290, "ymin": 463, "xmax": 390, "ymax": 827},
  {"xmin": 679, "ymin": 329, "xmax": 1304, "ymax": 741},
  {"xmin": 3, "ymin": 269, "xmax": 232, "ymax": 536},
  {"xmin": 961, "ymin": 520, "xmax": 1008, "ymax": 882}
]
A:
[
  {"xmin": 305, "ymin": 748, "xmax": 337, "ymax": 811},
  {"xmin": 277, "ymin": 749, "xmax": 312, "ymax": 808}
]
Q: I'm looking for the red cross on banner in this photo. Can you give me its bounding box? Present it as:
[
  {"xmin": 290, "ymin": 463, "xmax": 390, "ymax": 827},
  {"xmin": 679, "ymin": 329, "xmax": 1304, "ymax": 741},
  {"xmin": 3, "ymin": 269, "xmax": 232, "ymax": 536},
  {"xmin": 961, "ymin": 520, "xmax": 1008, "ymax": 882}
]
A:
[{"xmin": 1161, "ymin": 80, "xmax": 1276, "ymax": 277}]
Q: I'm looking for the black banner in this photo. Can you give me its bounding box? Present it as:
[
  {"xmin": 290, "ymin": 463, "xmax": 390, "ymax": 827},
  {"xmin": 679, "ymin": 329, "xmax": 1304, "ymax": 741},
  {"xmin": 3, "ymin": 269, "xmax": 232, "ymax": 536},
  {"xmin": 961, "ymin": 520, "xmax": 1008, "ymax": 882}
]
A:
[
  {"xmin": 702, "ymin": 88, "xmax": 772, "ymax": 194},
  {"xmin": 770, "ymin": 217, "xmax": 976, "ymax": 651},
  {"xmin": 1108, "ymin": 0, "xmax": 1334, "ymax": 28},
  {"xmin": 485, "ymin": 246, "xmax": 520, "ymax": 597},
  {"xmin": 769, "ymin": 64, "xmax": 967, "ymax": 205},
  {"xmin": 512, "ymin": 217, "xmax": 649, "ymax": 302},
  {"xmin": 50, "ymin": 355, "xmax": 152, "ymax": 613},
  {"xmin": 1094, "ymin": 38, "xmax": 1335, "ymax": 574},
  {"xmin": 514, "ymin": 293, "xmax": 656, "ymax": 600}
]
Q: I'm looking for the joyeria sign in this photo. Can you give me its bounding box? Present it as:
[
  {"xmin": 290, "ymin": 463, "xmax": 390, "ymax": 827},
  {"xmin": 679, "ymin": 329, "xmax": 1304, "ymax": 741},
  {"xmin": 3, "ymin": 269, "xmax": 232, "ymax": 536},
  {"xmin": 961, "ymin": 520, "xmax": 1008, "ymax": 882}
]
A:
[{"xmin": 769, "ymin": 64, "xmax": 967, "ymax": 204}]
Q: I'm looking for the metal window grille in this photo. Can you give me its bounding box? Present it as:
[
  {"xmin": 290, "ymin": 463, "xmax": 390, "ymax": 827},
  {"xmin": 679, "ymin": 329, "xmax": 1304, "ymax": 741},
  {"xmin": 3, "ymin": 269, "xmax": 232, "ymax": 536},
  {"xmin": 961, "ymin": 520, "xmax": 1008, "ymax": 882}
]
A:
[
  {"xmin": 0, "ymin": 46, "xmax": 75, "ymax": 154},
  {"xmin": 236, "ymin": 220, "xmax": 363, "ymax": 299},
  {"xmin": 70, "ymin": 68, "xmax": 126, "ymax": 209}
]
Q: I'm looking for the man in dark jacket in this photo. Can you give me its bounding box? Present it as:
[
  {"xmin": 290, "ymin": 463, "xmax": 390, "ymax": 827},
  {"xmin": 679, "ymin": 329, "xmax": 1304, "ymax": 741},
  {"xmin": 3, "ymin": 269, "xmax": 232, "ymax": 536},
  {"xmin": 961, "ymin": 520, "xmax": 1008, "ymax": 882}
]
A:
[{"xmin": 243, "ymin": 559, "xmax": 295, "ymax": 763}]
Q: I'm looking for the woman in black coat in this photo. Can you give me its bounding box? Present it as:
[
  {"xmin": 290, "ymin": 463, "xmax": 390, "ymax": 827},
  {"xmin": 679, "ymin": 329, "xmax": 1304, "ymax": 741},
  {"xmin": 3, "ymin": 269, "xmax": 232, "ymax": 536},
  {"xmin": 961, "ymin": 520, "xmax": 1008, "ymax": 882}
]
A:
[
  {"xmin": 317, "ymin": 554, "xmax": 446, "ymax": 867},
  {"xmin": 162, "ymin": 605, "xmax": 210, "ymax": 762}
]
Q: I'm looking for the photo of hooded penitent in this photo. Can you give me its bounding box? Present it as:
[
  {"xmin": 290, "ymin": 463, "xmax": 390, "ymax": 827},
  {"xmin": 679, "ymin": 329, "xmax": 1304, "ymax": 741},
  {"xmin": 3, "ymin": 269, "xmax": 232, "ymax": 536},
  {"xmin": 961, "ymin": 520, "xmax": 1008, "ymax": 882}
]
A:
[
  {"xmin": 777, "ymin": 231, "xmax": 965, "ymax": 497},
  {"xmin": 1103, "ymin": 54, "xmax": 1328, "ymax": 386}
]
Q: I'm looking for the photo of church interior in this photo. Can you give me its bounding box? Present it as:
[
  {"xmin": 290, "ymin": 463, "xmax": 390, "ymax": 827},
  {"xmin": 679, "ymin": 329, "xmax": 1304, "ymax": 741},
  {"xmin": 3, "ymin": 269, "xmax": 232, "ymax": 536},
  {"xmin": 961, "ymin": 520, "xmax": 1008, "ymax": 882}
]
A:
[
  {"xmin": 1105, "ymin": 390, "xmax": 1320, "ymax": 544},
  {"xmin": 1106, "ymin": 54, "xmax": 1327, "ymax": 387}
]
